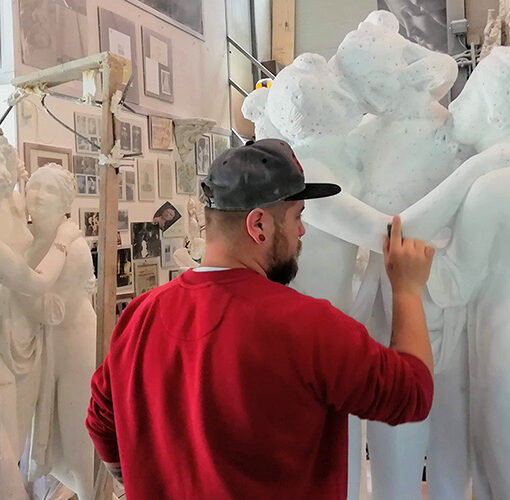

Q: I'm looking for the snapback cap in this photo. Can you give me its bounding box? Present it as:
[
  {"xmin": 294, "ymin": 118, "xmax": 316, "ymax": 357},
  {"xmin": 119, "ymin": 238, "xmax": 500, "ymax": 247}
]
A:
[{"xmin": 201, "ymin": 139, "xmax": 341, "ymax": 211}]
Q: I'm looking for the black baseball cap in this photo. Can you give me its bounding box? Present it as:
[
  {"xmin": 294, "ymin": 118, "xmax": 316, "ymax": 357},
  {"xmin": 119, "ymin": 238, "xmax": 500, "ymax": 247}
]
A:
[{"xmin": 201, "ymin": 139, "xmax": 341, "ymax": 211}]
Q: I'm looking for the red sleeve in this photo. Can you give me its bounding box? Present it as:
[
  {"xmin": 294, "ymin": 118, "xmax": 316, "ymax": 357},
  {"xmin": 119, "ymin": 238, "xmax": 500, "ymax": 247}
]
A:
[{"xmin": 309, "ymin": 302, "xmax": 434, "ymax": 425}]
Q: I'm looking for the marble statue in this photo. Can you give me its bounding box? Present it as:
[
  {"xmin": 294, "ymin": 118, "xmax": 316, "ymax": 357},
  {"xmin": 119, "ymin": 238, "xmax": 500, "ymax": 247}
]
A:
[{"xmin": 242, "ymin": 11, "xmax": 484, "ymax": 499}]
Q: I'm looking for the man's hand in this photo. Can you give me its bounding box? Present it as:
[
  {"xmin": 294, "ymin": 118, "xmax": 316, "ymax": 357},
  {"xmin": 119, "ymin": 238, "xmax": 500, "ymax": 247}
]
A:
[{"xmin": 383, "ymin": 215, "xmax": 435, "ymax": 296}]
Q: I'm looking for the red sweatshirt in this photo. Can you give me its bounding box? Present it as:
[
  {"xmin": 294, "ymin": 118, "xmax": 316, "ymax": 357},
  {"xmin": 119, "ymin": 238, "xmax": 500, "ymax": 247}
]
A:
[{"xmin": 87, "ymin": 268, "xmax": 433, "ymax": 499}]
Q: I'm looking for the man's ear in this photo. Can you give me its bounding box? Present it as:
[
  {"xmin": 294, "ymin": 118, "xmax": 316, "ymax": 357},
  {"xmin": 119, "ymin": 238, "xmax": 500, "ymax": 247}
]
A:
[{"xmin": 246, "ymin": 208, "xmax": 270, "ymax": 245}]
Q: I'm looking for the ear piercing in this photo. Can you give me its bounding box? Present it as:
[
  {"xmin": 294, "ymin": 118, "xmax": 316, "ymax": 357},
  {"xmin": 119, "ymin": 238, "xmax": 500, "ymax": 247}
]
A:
[{"xmin": 259, "ymin": 234, "xmax": 266, "ymax": 242}]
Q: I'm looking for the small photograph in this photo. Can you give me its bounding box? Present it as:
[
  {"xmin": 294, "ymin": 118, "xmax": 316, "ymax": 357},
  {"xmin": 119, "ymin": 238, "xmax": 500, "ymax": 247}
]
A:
[
  {"xmin": 88, "ymin": 117, "xmax": 98, "ymax": 136},
  {"xmin": 75, "ymin": 113, "xmax": 101, "ymax": 155},
  {"xmin": 195, "ymin": 135, "xmax": 212, "ymax": 176},
  {"xmin": 76, "ymin": 114, "xmax": 87, "ymax": 134},
  {"xmin": 73, "ymin": 156, "xmax": 98, "ymax": 176},
  {"xmin": 137, "ymin": 160, "xmax": 155, "ymax": 201},
  {"xmin": 77, "ymin": 136, "xmax": 90, "ymax": 153},
  {"xmin": 153, "ymin": 202, "xmax": 182, "ymax": 232},
  {"xmin": 162, "ymin": 204, "xmax": 186, "ymax": 238},
  {"xmin": 76, "ymin": 174, "xmax": 87, "ymax": 194},
  {"xmin": 160, "ymin": 69, "xmax": 172, "ymax": 96},
  {"xmin": 118, "ymin": 209, "xmax": 129, "ymax": 231},
  {"xmin": 117, "ymin": 247, "xmax": 134, "ymax": 293},
  {"xmin": 120, "ymin": 122, "xmax": 132, "ymax": 151},
  {"xmin": 132, "ymin": 125, "xmax": 142, "ymax": 154},
  {"xmin": 117, "ymin": 232, "xmax": 123, "ymax": 246},
  {"xmin": 87, "ymin": 175, "xmax": 98, "ymax": 195},
  {"xmin": 134, "ymin": 260, "xmax": 159, "ymax": 296},
  {"xmin": 149, "ymin": 115, "xmax": 174, "ymax": 150},
  {"xmin": 80, "ymin": 209, "xmax": 100, "ymax": 237},
  {"xmin": 161, "ymin": 238, "xmax": 182, "ymax": 269},
  {"xmin": 125, "ymin": 169, "xmax": 136, "ymax": 201},
  {"xmin": 116, "ymin": 295, "xmax": 133, "ymax": 322},
  {"xmin": 131, "ymin": 222, "xmax": 161, "ymax": 260}
]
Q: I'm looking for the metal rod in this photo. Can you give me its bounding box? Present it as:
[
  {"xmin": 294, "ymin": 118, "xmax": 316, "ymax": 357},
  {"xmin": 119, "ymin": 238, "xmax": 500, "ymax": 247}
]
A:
[
  {"xmin": 227, "ymin": 36, "xmax": 276, "ymax": 79},
  {"xmin": 232, "ymin": 128, "xmax": 246, "ymax": 145},
  {"xmin": 47, "ymin": 91, "xmax": 102, "ymax": 107},
  {"xmin": 228, "ymin": 78, "xmax": 249, "ymax": 97},
  {"xmin": 0, "ymin": 105, "xmax": 14, "ymax": 126}
]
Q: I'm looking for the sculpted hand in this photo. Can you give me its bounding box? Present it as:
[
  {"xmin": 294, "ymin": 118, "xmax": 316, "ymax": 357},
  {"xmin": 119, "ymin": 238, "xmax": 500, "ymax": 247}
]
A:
[
  {"xmin": 55, "ymin": 219, "xmax": 81, "ymax": 247},
  {"xmin": 383, "ymin": 215, "xmax": 435, "ymax": 296}
]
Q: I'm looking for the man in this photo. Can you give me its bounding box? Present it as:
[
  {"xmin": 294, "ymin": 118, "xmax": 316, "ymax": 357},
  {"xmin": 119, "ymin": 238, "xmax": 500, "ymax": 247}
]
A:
[{"xmin": 86, "ymin": 139, "xmax": 435, "ymax": 499}]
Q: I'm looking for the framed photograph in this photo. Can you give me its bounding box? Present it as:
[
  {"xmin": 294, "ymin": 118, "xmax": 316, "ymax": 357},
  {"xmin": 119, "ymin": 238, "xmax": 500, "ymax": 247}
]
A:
[
  {"xmin": 137, "ymin": 159, "xmax": 156, "ymax": 201},
  {"xmin": 169, "ymin": 269, "xmax": 184, "ymax": 281},
  {"xmin": 98, "ymin": 8, "xmax": 139, "ymax": 104},
  {"xmin": 80, "ymin": 208, "xmax": 100, "ymax": 237},
  {"xmin": 153, "ymin": 201, "xmax": 182, "ymax": 232},
  {"xmin": 118, "ymin": 165, "xmax": 136, "ymax": 202},
  {"xmin": 74, "ymin": 155, "xmax": 100, "ymax": 197},
  {"xmin": 161, "ymin": 238, "xmax": 182, "ymax": 269},
  {"xmin": 175, "ymin": 157, "xmax": 196, "ymax": 195},
  {"xmin": 212, "ymin": 134, "xmax": 231, "ymax": 160},
  {"xmin": 126, "ymin": 0, "xmax": 203, "ymax": 39},
  {"xmin": 19, "ymin": 0, "xmax": 88, "ymax": 70},
  {"xmin": 24, "ymin": 143, "xmax": 72, "ymax": 176},
  {"xmin": 116, "ymin": 294, "xmax": 133, "ymax": 322},
  {"xmin": 195, "ymin": 134, "xmax": 212, "ymax": 175},
  {"xmin": 119, "ymin": 122, "xmax": 132, "ymax": 152},
  {"xmin": 158, "ymin": 156, "xmax": 174, "ymax": 198},
  {"xmin": 149, "ymin": 115, "xmax": 174, "ymax": 150},
  {"xmin": 118, "ymin": 209, "xmax": 129, "ymax": 231},
  {"xmin": 162, "ymin": 204, "xmax": 185, "ymax": 238},
  {"xmin": 74, "ymin": 113, "xmax": 101, "ymax": 155},
  {"xmin": 134, "ymin": 259, "xmax": 160, "ymax": 296},
  {"xmin": 117, "ymin": 247, "xmax": 134, "ymax": 294},
  {"xmin": 142, "ymin": 27, "xmax": 173, "ymax": 103},
  {"xmin": 131, "ymin": 222, "xmax": 161, "ymax": 260},
  {"xmin": 132, "ymin": 125, "xmax": 142, "ymax": 154}
]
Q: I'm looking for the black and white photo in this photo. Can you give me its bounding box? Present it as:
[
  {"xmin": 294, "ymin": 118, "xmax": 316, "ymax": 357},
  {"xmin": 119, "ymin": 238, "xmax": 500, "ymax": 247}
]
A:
[
  {"xmin": 118, "ymin": 209, "xmax": 129, "ymax": 232},
  {"xmin": 80, "ymin": 208, "xmax": 100, "ymax": 237},
  {"xmin": 120, "ymin": 122, "xmax": 132, "ymax": 152},
  {"xmin": 195, "ymin": 135, "xmax": 212, "ymax": 176},
  {"xmin": 134, "ymin": 260, "xmax": 159, "ymax": 296},
  {"xmin": 132, "ymin": 125, "xmax": 142, "ymax": 153},
  {"xmin": 117, "ymin": 247, "xmax": 134, "ymax": 293},
  {"xmin": 153, "ymin": 202, "xmax": 182, "ymax": 232},
  {"xmin": 137, "ymin": 159, "xmax": 156, "ymax": 201},
  {"xmin": 131, "ymin": 222, "xmax": 161, "ymax": 260}
]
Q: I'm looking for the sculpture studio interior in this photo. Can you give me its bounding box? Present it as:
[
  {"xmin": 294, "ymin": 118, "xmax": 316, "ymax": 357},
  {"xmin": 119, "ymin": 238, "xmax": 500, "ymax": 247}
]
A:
[{"xmin": 0, "ymin": 0, "xmax": 509, "ymax": 498}]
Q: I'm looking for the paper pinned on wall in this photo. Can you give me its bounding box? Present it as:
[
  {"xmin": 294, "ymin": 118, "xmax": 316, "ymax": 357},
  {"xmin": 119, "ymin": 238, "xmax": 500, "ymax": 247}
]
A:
[
  {"xmin": 109, "ymin": 28, "xmax": 132, "ymax": 61},
  {"xmin": 150, "ymin": 35, "xmax": 169, "ymax": 66},
  {"xmin": 145, "ymin": 57, "xmax": 160, "ymax": 95}
]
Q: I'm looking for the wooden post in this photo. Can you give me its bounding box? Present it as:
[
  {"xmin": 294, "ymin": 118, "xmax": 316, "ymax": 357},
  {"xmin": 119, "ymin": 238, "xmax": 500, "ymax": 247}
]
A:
[{"xmin": 272, "ymin": 0, "xmax": 295, "ymax": 66}]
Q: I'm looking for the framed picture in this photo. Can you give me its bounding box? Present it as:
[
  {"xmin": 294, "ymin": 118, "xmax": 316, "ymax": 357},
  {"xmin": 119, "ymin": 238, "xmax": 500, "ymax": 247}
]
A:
[
  {"xmin": 117, "ymin": 247, "xmax": 134, "ymax": 294},
  {"xmin": 126, "ymin": 0, "xmax": 203, "ymax": 39},
  {"xmin": 74, "ymin": 113, "xmax": 101, "ymax": 155},
  {"xmin": 116, "ymin": 294, "xmax": 133, "ymax": 322},
  {"xmin": 24, "ymin": 143, "xmax": 72, "ymax": 176},
  {"xmin": 119, "ymin": 121, "xmax": 132, "ymax": 152},
  {"xmin": 74, "ymin": 155, "xmax": 99, "ymax": 197},
  {"xmin": 158, "ymin": 156, "xmax": 174, "ymax": 198},
  {"xmin": 212, "ymin": 134, "xmax": 231, "ymax": 159},
  {"xmin": 175, "ymin": 157, "xmax": 196, "ymax": 195},
  {"xmin": 161, "ymin": 238, "xmax": 182, "ymax": 269},
  {"xmin": 137, "ymin": 159, "xmax": 156, "ymax": 201},
  {"xmin": 195, "ymin": 134, "xmax": 212, "ymax": 175},
  {"xmin": 98, "ymin": 8, "xmax": 139, "ymax": 104},
  {"xmin": 19, "ymin": 0, "xmax": 88, "ymax": 70},
  {"xmin": 118, "ymin": 209, "xmax": 129, "ymax": 231},
  {"xmin": 142, "ymin": 27, "xmax": 173, "ymax": 103},
  {"xmin": 119, "ymin": 165, "xmax": 136, "ymax": 202},
  {"xmin": 153, "ymin": 201, "xmax": 182, "ymax": 232},
  {"xmin": 131, "ymin": 222, "xmax": 161, "ymax": 260},
  {"xmin": 169, "ymin": 269, "xmax": 183, "ymax": 281},
  {"xmin": 149, "ymin": 115, "xmax": 174, "ymax": 150},
  {"xmin": 80, "ymin": 208, "xmax": 100, "ymax": 237},
  {"xmin": 134, "ymin": 259, "xmax": 160, "ymax": 296},
  {"xmin": 162, "ymin": 204, "xmax": 185, "ymax": 238},
  {"xmin": 132, "ymin": 125, "xmax": 142, "ymax": 154}
]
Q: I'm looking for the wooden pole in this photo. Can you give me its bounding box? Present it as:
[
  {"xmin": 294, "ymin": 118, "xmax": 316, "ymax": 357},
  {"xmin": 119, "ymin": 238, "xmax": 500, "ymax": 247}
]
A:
[{"xmin": 272, "ymin": 0, "xmax": 295, "ymax": 67}]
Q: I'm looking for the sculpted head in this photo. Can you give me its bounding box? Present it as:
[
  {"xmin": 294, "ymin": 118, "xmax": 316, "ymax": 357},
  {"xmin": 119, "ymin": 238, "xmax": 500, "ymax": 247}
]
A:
[
  {"xmin": 265, "ymin": 53, "xmax": 363, "ymax": 145},
  {"xmin": 334, "ymin": 12, "xmax": 457, "ymax": 117},
  {"xmin": 449, "ymin": 47, "xmax": 510, "ymax": 147},
  {"xmin": 26, "ymin": 162, "xmax": 76, "ymax": 219}
]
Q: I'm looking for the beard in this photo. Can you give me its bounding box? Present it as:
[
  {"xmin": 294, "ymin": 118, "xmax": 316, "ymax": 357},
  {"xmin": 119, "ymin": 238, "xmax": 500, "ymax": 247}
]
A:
[{"xmin": 266, "ymin": 225, "xmax": 302, "ymax": 286}]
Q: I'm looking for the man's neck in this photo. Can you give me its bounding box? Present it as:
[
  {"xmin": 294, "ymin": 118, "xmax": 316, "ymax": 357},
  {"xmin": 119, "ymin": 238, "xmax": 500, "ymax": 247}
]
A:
[{"xmin": 201, "ymin": 242, "xmax": 267, "ymax": 278}]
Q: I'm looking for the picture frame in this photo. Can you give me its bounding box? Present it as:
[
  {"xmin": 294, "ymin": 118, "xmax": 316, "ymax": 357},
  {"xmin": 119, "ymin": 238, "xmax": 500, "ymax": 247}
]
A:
[
  {"xmin": 74, "ymin": 113, "xmax": 101, "ymax": 155},
  {"xmin": 175, "ymin": 157, "xmax": 196, "ymax": 195},
  {"xmin": 169, "ymin": 269, "xmax": 183, "ymax": 281},
  {"xmin": 118, "ymin": 209, "xmax": 129, "ymax": 232},
  {"xmin": 125, "ymin": 0, "xmax": 204, "ymax": 40},
  {"xmin": 119, "ymin": 165, "xmax": 136, "ymax": 202},
  {"xmin": 158, "ymin": 156, "xmax": 174, "ymax": 198},
  {"xmin": 98, "ymin": 8, "xmax": 140, "ymax": 104},
  {"xmin": 131, "ymin": 222, "xmax": 161, "ymax": 260},
  {"xmin": 161, "ymin": 238, "xmax": 182, "ymax": 269},
  {"xmin": 137, "ymin": 159, "xmax": 156, "ymax": 201},
  {"xmin": 117, "ymin": 247, "xmax": 134, "ymax": 294},
  {"xmin": 134, "ymin": 259, "xmax": 160, "ymax": 296},
  {"xmin": 80, "ymin": 208, "xmax": 100, "ymax": 237},
  {"xmin": 212, "ymin": 134, "xmax": 231, "ymax": 160},
  {"xmin": 153, "ymin": 201, "xmax": 182, "ymax": 232},
  {"xmin": 195, "ymin": 134, "xmax": 212, "ymax": 176},
  {"xmin": 162, "ymin": 204, "xmax": 186, "ymax": 238},
  {"xmin": 142, "ymin": 27, "xmax": 174, "ymax": 103},
  {"xmin": 74, "ymin": 155, "xmax": 99, "ymax": 197},
  {"xmin": 149, "ymin": 115, "xmax": 174, "ymax": 150},
  {"xmin": 24, "ymin": 143, "xmax": 72, "ymax": 176}
]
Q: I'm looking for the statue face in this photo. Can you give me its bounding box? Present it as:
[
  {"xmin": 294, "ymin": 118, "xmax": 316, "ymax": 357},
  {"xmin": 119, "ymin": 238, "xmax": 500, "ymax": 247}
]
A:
[{"xmin": 26, "ymin": 173, "xmax": 64, "ymax": 218}]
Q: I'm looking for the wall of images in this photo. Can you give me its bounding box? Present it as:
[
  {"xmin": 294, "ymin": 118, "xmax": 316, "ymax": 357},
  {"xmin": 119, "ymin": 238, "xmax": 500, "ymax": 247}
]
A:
[{"xmin": 12, "ymin": 0, "xmax": 232, "ymax": 317}]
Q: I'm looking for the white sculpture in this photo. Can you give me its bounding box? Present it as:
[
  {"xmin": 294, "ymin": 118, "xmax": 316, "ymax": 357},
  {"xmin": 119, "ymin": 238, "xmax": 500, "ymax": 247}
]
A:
[{"xmin": 243, "ymin": 11, "xmax": 478, "ymax": 499}]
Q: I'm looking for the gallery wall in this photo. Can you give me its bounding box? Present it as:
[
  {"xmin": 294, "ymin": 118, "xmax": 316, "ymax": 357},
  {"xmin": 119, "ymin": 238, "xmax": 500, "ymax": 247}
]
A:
[{"xmin": 8, "ymin": 0, "xmax": 231, "ymax": 298}]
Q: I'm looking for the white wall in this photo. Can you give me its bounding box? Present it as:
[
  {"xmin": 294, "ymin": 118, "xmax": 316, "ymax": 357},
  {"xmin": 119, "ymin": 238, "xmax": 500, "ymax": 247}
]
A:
[
  {"xmin": 295, "ymin": 0, "xmax": 377, "ymax": 60},
  {"xmin": 10, "ymin": 0, "xmax": 230, "ymax": 288}
]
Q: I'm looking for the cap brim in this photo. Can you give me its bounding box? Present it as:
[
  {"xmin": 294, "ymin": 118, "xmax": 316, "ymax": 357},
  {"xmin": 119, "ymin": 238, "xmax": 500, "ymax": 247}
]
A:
[{"xmin": 285, "ymin": 183, "xmax": 341, "ymax": 201}]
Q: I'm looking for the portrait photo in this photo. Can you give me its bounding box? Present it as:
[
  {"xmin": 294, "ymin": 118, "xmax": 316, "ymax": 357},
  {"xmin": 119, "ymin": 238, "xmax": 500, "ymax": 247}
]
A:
[
  {"xmin": 131, "ymin": 222, "xmax": 161, "ymax": 260},
  {"xmin": 195, "ymin": 134, "xmax": 212, "ymax": 176},
  {"xmin": 153, "ymin": 201, "xmax": 182, "ymax": 232},
  {"xmin": 117, "ymin": 247, "xmax": 134, "ymax": 293},
  {"xmin": 80, "ymin": 208, "xmax": 100, "ymax": 237}
]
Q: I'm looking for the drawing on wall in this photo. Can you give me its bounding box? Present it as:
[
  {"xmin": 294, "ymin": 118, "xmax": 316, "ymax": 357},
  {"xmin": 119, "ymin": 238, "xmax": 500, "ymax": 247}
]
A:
[
  {"xmin": 24, "ymin": 143, "xmax": 72, "ymax": 176},
  {"xmin": 131, "ymin": 222, "xmax": 161, "ymax": 260},
  {"xmin": 195, "ymin": 134, "xmax": 212, "ymax": 175},
  {"xmin": 99, "ymin": 8, "xmax": 140, "ymax": 104},
  {"xmin": 75, "ymin": 113, "xmax": 101, "ymax": 155},
  {"xmin": 153, "ymin": 201, "xmax": 182, "ymax": 232},
  {"xmin": 137, "ymin": 159, "xmax": 156, "ymax": 201},
  {"xmin": 212, "ymin": 134, "xmax": 231, "ymax": 159},
  {"xmin": 19, "ymin": 0, "xmax": 88, "ymax": 69},
  {"xmin": 126, "ymin": 0, "xmax": 203, "ymax": 38},
  {"xmin": 142, "ymin": 27, "xmax": 174, "ymax": 103},
  {"xmin": 134, "ymin": 260, "xmax": 159, "ymax": 296},
  {"xmin": 158, "ymin": 157, "xmax": 174, "ymax": 198},
  {"xmin": 149, "ymin": 115, "xmax": 174, "ymax": 150}
]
